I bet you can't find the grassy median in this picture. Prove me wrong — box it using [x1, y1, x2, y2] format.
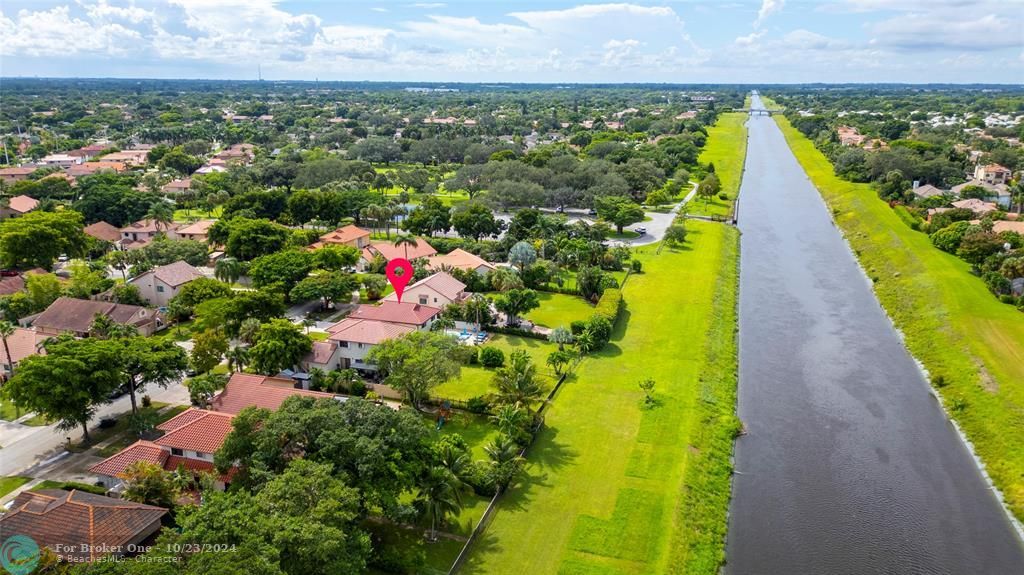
[691, 112, 747, 218]
[775, 115, 1024, 521]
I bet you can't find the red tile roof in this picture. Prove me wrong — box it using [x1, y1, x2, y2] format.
[209, 373, 336, 415]
[153, 409, 234, 454]
[7, 194, 39, 213]
[0, 274, 25, 296]
[327, 317, 416, 345]
[0, 489, 166, 562]
[144, 260, 205, 287]
[83, 221, 122, 242]
[427, 248, 495, 273]
[175, 219, 214, 238]
[362, 238, 437, 262]
[121, 218, 180, 234]
[313, 225, 370, 248]
[347, 300, 441, 326]
[384, 271, 466, 303]
[0, 327, 47, 366]
[89, 440, 168, 478]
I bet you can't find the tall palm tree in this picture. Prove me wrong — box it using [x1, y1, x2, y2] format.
[417, 466, 463, 542]
[492, 350, 545, 412]
[492, 404, 530, 440]
[0, 320, 16, 382]
[226, 346, 249, 373]
[214, 257, 244, 285]
[393, 234, 419, 260]
[145, 201, 175, 233]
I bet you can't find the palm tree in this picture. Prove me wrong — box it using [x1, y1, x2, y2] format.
[301, 318, 316, 334]
[1011, 180, 1024, 215]
[492, 350, 545, 412]
[226, 346, 249, 373]
[145, 201, 175, 233]
[393, 234, 419, 260]
[0, 320, 16, 382]
[417, 466, 463, 542]
[485, 434, 524, 491]
[492, 404, 530, 440]
[214, 257, 244, 285]
[237, 318, 262, 345]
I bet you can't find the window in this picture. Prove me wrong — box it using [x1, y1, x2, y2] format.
[339, 341, 348, 348]
[156, 285, 164, 293]
[419, 295, 428, 305]
[171, 448, 183, 456]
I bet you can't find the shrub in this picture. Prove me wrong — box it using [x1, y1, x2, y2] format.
[141, 395, 152, 408]
[349, 380, 367, 397]
[570, 320, 587, 335]
[478, 346, 506, 368]
[583, 314, 613, 350]
[718, 192, 729, 200]
[893, 205, 923, 232]
[594, 288, 623, 324]
[466, 395, 491, 414]
[631, 259, 642, 273]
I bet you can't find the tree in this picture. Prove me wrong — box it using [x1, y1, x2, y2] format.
[145, 201, 175, 232]
[215, 256, 245, 284]
[173, 277, 234, 309]
[0, 210, 88, 270]
[696, 173, 721, 204]
[159, 147, 203, 175]
[484, 434, 524, 491]
[117, 336, 189, 416]
[368, 331, 463, 411]
[2, 337, 122, 442]
[487, 267, 524, 292]
[361, 274, 388, 300]
[417, 466, 464, 542]
[141, 236, 209, 267]
[549, 326, 574, 351]
[493, 288, 540, 327]
[191, 329, 229, 374]
[0, 320, 16, 380]
[24, 272, 62, 311]
[491, 404, 531, 444]
[451, 202, 504, 240]
[664, 223, 688, 246]
[393, 234, 419, 260]
[187, 372, 228, 407]
[248, 319, 312, 375]
[645, 189, 670, 207]
[248, 250, 314, 296]
[314, 245, 360, 270]
[492, 350, 545, 412]
[290, 272, 358, 310]
[122, 461, 180, 509]
[401, 196, 450, 236]
[595, 196, 645, 234]
[507, 241, 537, 272]
[546, 349, 574, 376]
[445, 164, 487, 199]
[224, 218, 292, 261]
[638, 378, 656, 404]
[226, 345, 250, 373]
[287, 189, 320, 227]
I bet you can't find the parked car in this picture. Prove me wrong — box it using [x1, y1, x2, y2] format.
[587, 208, 597, 216]
[635, 227, 647, 234]
[107, 383, 130, 400]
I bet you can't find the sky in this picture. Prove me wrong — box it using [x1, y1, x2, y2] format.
[0, 0, 1021, 84]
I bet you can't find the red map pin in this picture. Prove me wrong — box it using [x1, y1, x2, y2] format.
[385, 258, 414, 303]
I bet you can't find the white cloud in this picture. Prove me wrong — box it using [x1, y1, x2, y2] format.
[401, 15, 536, 48]
[0, 5, 143, 57]
[754, 0, 784, 28]
[869, 12, 1020, 50]
[734, 31, 765, 46]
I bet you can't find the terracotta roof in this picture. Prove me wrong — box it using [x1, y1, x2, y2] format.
[163, 455, 236, 482]
[912, 184, 944, 199]
[406, 272, 465, 301]
[153, 408, 234, 454]
[0, 327, 47, 366]
[0, 489, 166, 561]
[315, 225, 370, 247]
[0, 274, 25, 296]
[84, 221, 121, 242]
[362, 239, 437, 262]
[32, 297, 152, 335]
[89, 440, 168, 478]
[988, 220, 1024, 234]
[0, 167, 37, 176]
[327, 317, 416, 345]
[140, 261, 204, 288]
[121, 219, 180, 234]
[209, 373, 336, 414]
[981, 163, 1010, 173]
[7, 194, 39, 213]
[307, 340, 338, 364]
[347, 300, 441, 326]
[176, 219, 214, 237]
[951, 198, 999, 214]
[162, 178, 191, 192]
[427, 248, 495, 272]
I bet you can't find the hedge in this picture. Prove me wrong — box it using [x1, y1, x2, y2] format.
[489, 325, 550, 340]
[594, 288, 623, 324]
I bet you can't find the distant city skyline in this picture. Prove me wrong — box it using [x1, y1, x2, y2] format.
[0, 1, 1021, 84]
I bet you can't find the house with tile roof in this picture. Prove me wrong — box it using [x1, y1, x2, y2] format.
[29, 297, 162, 337]
[911, 184, 945, 200]
[359, 238, 437, 269]
[209, 372, 337, 413]
[427, 248, 496, 275]
[120, 219, 181, 249]
[175, 219, 215, 243]
[90, 408, 237, 491]
[83, 221, 122, 244]
[383, 272, 468, 307]
[320, 318, 417, 373]
[0, 166, 38, 184]
[310, 224, 371, 250]
[974, 163, 1012, 186]
[0, 326, 48, 380]
[0, 194, 39, 219]
[951, 179, 1011, 208]
[951, 198, 1000, 216]
[0, 490, 166, 562]
[161, 178, 192, 194]
[129, 261, 205, 307]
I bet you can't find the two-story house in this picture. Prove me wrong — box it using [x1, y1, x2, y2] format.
[318, 301, 442, 373]
[120, 218, 180, 249]
[28, 297, 162, 337]
[129, 261, 205, 307]
[974, 163, 1011, 186]
[383, 272, 468, 307]
[310, 224, 371, 251]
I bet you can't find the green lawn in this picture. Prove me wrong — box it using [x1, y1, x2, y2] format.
[525, 292, 595, 329]
[93, 404, 190, 458]
[691, 112, 748, 218]
[68, 402, 173, 453]
[173, 206, 223, 222]
[0, 398, 48, 426]
[552, 269, 629, 294]
[433, 335, 559, 402]
[0, 476, 31, 498]
[776, 115, 1024, 522]
[461, 221, 740, 574]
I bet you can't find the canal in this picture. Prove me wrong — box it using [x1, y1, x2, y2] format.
[727, 94, 1024, 573]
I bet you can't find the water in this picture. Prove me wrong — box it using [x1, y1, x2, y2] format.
[727, 94, 1024, 574]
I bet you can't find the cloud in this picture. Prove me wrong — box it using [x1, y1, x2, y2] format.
[406, 3, 446, 8]
[734, 31, 765, 46]
[869, 12, 1020, 51]
[754, 0, 784, 28]
[0, 5, 145, 57]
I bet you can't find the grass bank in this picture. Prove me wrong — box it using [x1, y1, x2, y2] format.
[460, 221, 740, 574]
[691, 112, 747, 218]
[775, 115, 1024, 521]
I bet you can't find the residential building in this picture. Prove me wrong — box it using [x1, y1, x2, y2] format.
[0, 194, 39, 219]
[101, 149, 150, 166]
[950, 198, 1000, 216]
[90, 408, 237, 491]
[0, 327, 47, 380]
[29, 297, 161, 337]
[175, 219, 215, 243]
[37, 153, 82, 167]
[65, 161, 126, 178]
[0, 490, 166, 562]
[67, 143, 109, 160]
[383, 272, 468, 307]
[951, 181, 1011, 208]
[0, 166, 37, 184]
[310, 224, 371, 250]
[129, 261, 205, 307]
[208, 373, 336, 414]
[324, 318, 416, 372]
[120, 218, 180, 249]
[911, 184, 945, 200]
[359, 238, 437, 269]
[162, 178, 192, 194]
[347, 300, 442, 328]
[84, 220, 123, 245]
[837, 126, 866, 146]
[974, 163, 1012, 186]
[427, 248, 495, 275]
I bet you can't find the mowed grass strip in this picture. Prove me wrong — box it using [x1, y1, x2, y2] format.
[690, 112, 747, 218]
[460, 221, 739, 575]
[775, 115, 1024, 520]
